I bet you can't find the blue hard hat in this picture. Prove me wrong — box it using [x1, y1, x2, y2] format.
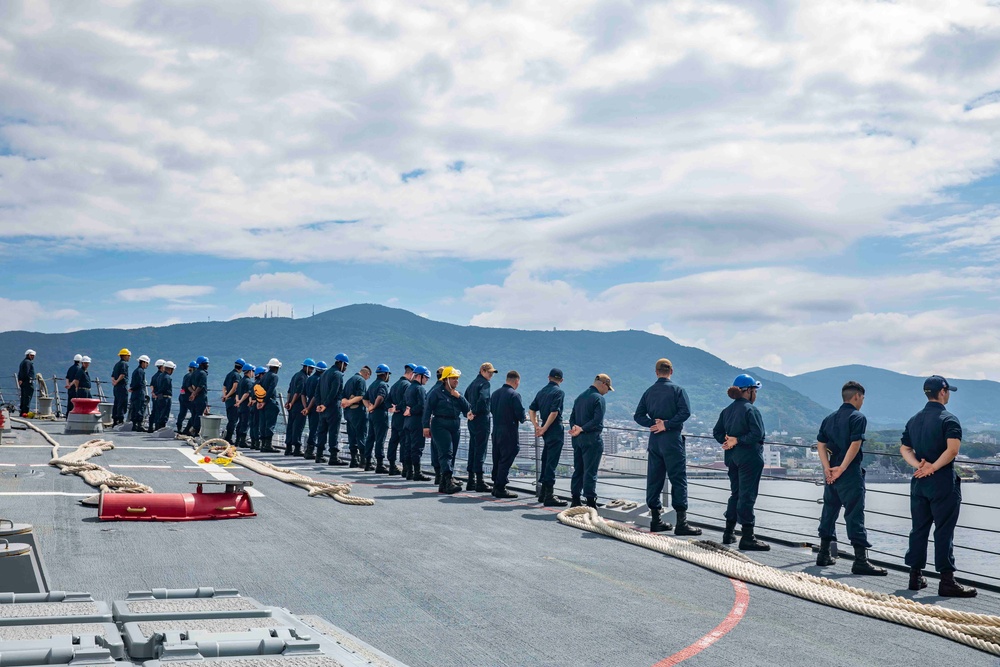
[235, 358, 246, 367]
[334, 353, 349, 364]
[404, 362, 416, 370]
[315, 361, 328, 370]
[196, 355, 209, 365]
[302, 358, 316, 368]
[376, 364, 390, 374]
[255, 366, 267, 375]
[413, 365, 430, 377]
[188, 361, 198, 369]
[733, 374, 762, 389]
[242, 362, 254, 372]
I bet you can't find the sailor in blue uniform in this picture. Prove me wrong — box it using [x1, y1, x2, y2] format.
[316, 354, 348, 465]
[364, 364, 392, 472]
[342, 365, 371, 468]
[425, 367, 472, 493]
[17, 349, 36, 416]
[128, 355, 149, 431]
[386, 364, 414, 476]
[65, 354, 82, 418]
[634, 359, 700, 535]
[234, 363, 255, 448]
[146, 360, 164, 431]
[815, 380, 885, 575]
[529, 368, 566, 506]
[184, 356, 210, 436]
[175, 361, 197, 433]
[223, 358, 246, 443]
[248, 366, 267, 450]
[713, 374, 769, 551]
[284, 359, 314, 456]
[76, 356, 93, 399]
[490, 370, 526, 499]
[403, 366, 431, 481]
[569, 374, 612, 508]
[901, 375, 977, 597]
[111, 348, 130, 425]
[303, 361, 326, 459]
[259, 358, 281, 452]
[153, 361, 175, 429]
[464, 362, 497, 492]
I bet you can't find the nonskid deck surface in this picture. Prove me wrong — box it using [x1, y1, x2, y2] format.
[1, 424, 998, 667]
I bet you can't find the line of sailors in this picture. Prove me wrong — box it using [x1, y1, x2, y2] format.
[18, 348, 979, 596]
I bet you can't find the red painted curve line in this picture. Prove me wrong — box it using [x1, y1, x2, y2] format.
[652, 578, 749, 667]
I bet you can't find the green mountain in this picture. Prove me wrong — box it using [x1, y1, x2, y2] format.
[0, 304, 831, 432]
[749, 364, 1000, 430]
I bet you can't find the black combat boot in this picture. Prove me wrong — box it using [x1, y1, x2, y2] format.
[542, 485, 568, 507]
[249, 439, 260, 451]
[364, 457, 374, 471]
[303, 446, 314, 459]
[816, 538, 836, 566]
[648, 508, 672, 533]
[908, 567, 927, 591]
[403, 463, 413, 480]
[584, 497, 601, 509]
[375, 460, 388, 474]
[570, 496, 582, 508]
[349, 451, 360, 468]
[263, 438, 277, 453]
[738, 524, 770, 551]
[722, 520, 737, 545]
[314, 454, 327, 464]
[939, 571, 977, 598]
[439, 472, 462, 494]
[493, 485, 517, 499]
[388, 462, 401, 475]
[466, 473, 476, 492]
[474, 473, 493, 493]
[412, 467, 432, 482]
[674, 510, 702, 536]
[851, 545, 886, 576]
[284, 440, 295, 455]
[328, 451, 347, 466]
[434, 470, 441, 486]
[292, 445, 303, 457]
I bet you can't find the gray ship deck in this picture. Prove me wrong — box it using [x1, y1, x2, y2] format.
[2, 423, 998, 667]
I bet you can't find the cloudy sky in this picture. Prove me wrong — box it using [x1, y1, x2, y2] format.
[2, 0, 1000, 378]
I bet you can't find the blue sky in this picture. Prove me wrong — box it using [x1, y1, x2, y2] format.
[2, 1, 1000, 379]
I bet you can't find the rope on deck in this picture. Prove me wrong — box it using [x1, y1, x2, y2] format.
[176, 435, 374, 506]
[557, 506, 1000, 656]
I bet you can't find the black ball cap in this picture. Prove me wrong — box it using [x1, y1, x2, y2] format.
[549, 368, 563, 380]
[924, 375, 958, 393]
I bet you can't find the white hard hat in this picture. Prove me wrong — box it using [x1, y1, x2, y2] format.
[25, 349, 36, 356]
[73, 354, 83, 362]
[154, 359, 165, 367]
[81, 356, 92, 363]
[164, 361, 177, 369]
[138, 355, 150, 363]
[268, 358, 282, 368]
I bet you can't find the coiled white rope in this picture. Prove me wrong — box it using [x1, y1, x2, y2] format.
[557, 506, 1000, 655]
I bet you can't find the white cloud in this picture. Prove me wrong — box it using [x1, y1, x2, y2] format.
[115, 284, 215, 302]
[237, 272, 324, 292]
[0, 298, 78, 332]
[229, 300, 296, 320]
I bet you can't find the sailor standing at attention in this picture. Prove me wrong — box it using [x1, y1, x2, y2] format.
[386, 363, 415, 476]
[529, 368, 567, 506]
[316, 354, 348, 465]
[569, 374, 613, 508]
[234, 362, 255, 448]
[403, 366, 432, 481]
[429, 367, 446, 484]
[153, 361, 175, 430]
[900, 375, 977, 598]
[128, 355, 150, 431]
[110, 348, 131, 426]
[364, 364, 392, 472]
[258, 358, 282, 452]
[342, 365, 371, 468]
[424, 367, 472, 494]
[814, 381, 886, 575]
[303, 361, 326, 460]
[284, 359, 314, 457]
[634, 359, 701, 535]
[184, 356, 210, 436]
[490, 370, 526, 499]
[147, 360, 164, 431]
[17, 349, 36, 417]
[713, 374, 769, 551]
[66, 354, 82, 418]
[175, 361, 197, 433]
[464, 362, 497, 492]
[223, 358, 246, 444]
[248, 366, 267, 450]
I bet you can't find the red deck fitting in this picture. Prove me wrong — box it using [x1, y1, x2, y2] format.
[99, 481, 257, 521]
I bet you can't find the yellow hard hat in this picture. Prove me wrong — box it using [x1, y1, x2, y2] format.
[119, 348, 131, 357]
[253, 384, 267, 400]
[441, 366, 462, 380]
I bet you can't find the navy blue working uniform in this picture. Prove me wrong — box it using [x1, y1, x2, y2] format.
[713, 399, 765, 526]
[569, 386, 605, 500]
[284, 368, 309, 453]
[147, 368, 162, 430]
[530, 381, 565, 487]
[364, 377, 390, 464]
[317, 368, 345, 462]
[128, 365, 147, 430]
[249, 374, 264, 447]
[18, 356, 35, 415]
[634, 378, 692, 512]
[186, 368, 209, 435]
[65, 361, 81, 417]
[260, 370, 280, 442]
[223, 366, 242, 442]
[425, 382, 471, 478]
[387, 376, 410, 467]
[111, 359, 129, 424]
[343, 372, 369, 463]
[175, 370, 193, 433]
[464, 374, 491, 477]
[490, 383, 525, 490]
[427, 382, 444, 473]
[236, 371, 254, 445]
[403, 381, 428, 467]
[902, 403, 963, 573]
[77, 366, 93, 399]
[817, 404, 871, 547]
[303, 369, 323, 457]
[152, 372, 172, 430]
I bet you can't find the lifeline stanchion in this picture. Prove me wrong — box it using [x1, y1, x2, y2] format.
[557, 506, 1000, 656]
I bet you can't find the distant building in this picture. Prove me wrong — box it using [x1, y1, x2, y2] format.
[764, 444, 781, 467]
[602, 430, 618, 455]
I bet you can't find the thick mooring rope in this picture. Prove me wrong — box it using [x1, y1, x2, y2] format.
[557, 506, 1000, 656]
[175, 434, 374, 506]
